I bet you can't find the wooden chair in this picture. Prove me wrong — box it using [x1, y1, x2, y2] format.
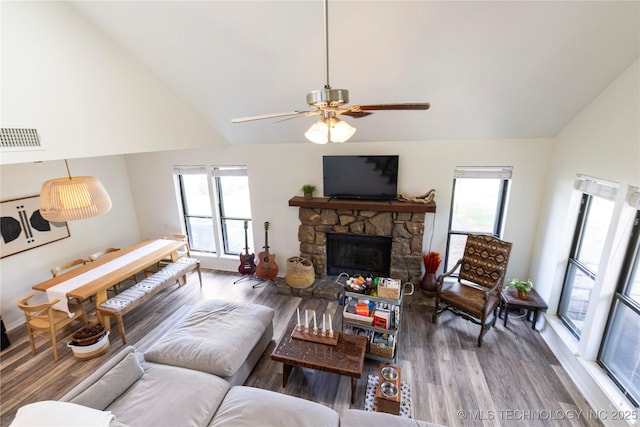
[432, 234, 512, 347]
[50, 258, 90, 278]
[88, 247, 120, 261]
[17, 294, 88, 361]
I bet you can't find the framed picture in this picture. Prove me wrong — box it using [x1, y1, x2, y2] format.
[1, 195, 70, 259]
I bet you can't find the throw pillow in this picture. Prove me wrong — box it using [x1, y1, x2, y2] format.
[71, 352, 144, 410]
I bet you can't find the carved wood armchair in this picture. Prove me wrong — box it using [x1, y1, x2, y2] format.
[432, 233, 512, 347]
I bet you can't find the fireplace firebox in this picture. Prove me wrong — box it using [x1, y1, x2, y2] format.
[326, 233, 392, 277]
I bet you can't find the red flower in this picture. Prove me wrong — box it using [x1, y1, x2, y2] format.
[421, 252, 441, 274]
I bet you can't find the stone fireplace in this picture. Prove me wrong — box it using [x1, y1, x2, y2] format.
[289, 197, 436, 284]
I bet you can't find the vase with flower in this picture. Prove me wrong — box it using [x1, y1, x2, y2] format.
[420, 252, 441, 295]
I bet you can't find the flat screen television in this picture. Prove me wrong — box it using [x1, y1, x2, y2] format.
[323, 155, 399, 200]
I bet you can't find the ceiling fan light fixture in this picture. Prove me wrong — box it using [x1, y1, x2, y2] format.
[305, 117, 356, 144]
[304, 120, 329, 144]
[39, 160, 112, 222]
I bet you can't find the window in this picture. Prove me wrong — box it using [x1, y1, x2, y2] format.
[598, 187, 640, 406]
[174, 165, 253, 257]
[444, 166, 511, 272]
[213, 166, 253, 255]
[558, 175, 616, 338]
[175, 166, 215, 253]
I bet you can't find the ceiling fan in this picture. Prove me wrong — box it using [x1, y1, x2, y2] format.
[230, 0, 430, 144]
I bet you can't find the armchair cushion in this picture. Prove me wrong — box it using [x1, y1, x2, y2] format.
[440, 282, 500, 319]
[458, 234, 512, 290]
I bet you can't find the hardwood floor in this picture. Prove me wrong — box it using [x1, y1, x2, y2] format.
[1, 269, 601, 426]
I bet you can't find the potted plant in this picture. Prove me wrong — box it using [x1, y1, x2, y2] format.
[301, 184, 317, 200]
[507, 278, 533, 299]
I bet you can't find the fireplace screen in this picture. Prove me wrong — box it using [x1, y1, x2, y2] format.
[326, 233, 391, 277]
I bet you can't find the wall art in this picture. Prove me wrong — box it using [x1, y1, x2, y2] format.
[1, 195, 70, 259]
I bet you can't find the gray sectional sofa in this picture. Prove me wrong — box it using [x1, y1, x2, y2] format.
[10, 299, 443, 427]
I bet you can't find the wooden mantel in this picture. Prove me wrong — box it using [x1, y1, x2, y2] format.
[288, 197, 436, 213]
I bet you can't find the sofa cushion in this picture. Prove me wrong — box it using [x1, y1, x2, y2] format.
[70, 352, 144, 410]
[145, 299, 274, 377]
[106, 362, 230, 427]
[210, 386, 340, 427]
[342, 409, 446, 427]
[10, 401, 115, 427]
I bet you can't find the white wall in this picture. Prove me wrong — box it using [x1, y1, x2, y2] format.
[0, 1, 225, 166]
[0, 156, 140, 330]
[531, 59, 640, 419]
[124, 138, 552, 279]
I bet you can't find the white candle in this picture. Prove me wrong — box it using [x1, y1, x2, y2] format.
[305, 310, 308, 328]
[329, 315, 332, 333]
[297, 308, 301, 327]
[313, 311, 317, 329]
[323, 314, 326, 332]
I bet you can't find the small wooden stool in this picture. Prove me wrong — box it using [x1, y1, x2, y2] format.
[376, 364, 401, 415]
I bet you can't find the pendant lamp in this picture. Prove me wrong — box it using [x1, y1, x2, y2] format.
[39, 160, 112, 222]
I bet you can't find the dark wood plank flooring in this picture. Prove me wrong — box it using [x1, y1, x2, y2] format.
[0, 269, 601, 426]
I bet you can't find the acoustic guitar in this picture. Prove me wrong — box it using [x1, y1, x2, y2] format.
[238, 220, 256, 275]
[255, 222, 278, 280]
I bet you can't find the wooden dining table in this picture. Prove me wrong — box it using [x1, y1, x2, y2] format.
[32, 238, 187, 315]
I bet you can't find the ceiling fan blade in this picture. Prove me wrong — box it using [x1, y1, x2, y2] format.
[338, 102, 430, 119]
[276, 110, 321, 123]
[231, 111, 311, 123]
[339, 110, 374, 118]
[356, 103, 431, 111]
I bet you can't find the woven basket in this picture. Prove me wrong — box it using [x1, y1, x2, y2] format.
[285, 256, 315, 289]
[370, 340, 395, 360]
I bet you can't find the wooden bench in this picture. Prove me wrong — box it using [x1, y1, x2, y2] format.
[97, 257, 202, 344]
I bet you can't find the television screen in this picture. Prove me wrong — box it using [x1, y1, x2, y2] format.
[323, 155, 399, 200]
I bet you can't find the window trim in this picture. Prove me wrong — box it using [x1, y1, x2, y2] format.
[597, 209, 640, 407]
[211, 166, 252, 256]
[174, 167, 216, 254]
[173, 165, 252, 258]
[444, 166, 512, 271]
[558, 193, 600, 338]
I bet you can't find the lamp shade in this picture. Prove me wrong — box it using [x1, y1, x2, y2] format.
[304, 120, 330, 144]
[40, 176, 112, 222]
[305, 117, 356, 144]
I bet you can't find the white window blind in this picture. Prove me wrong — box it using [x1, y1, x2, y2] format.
[211, 166, 247, 177]
[453, 166, 513, 179]
[627, 185, 640, 209]
[174, 165, 207, 175]
[574, 174, 618, 201]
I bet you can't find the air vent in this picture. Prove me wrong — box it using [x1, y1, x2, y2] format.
[1, 128, 44, 151]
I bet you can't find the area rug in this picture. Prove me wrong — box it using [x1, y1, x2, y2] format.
[364, 374, 412, 418]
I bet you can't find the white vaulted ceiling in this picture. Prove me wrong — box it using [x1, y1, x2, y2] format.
[71, 1, 639, 145]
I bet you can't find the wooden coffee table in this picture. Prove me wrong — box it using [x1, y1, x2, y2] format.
[271, 326, 367, 403]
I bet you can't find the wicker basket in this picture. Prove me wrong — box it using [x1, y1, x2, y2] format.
[370, 339, 396, 360]
[377, 285, 401, 300]
[285, 256, 315, 288]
